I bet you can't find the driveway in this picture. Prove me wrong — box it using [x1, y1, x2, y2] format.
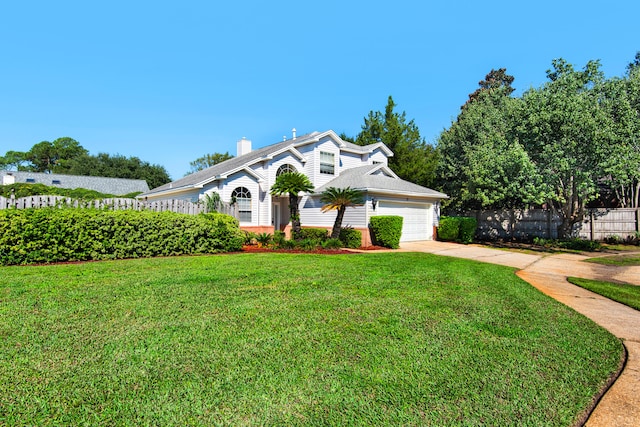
[399, 241, 640, 427]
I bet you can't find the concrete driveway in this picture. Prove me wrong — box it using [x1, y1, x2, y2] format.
[399, 240, 640, 427]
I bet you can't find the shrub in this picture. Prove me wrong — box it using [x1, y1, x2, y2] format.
[437, 216, 460, 241]
[604, 234, 622, 244]
[322, 238, 343, 250]
[293, 228, 328, 241]
[0, 209, 244, 266]
[556, 238, 601, 252]
[298, 238, 322, 251]
[276, 239, 297, 250]
[242, 231, 257, 245]
[458, 217, 477, 244]
[437, 216, 477, 244]
[255, 232, 272, 247]
[369, 216, 403, 249]
[273, 230, 286, 246]
[339, 227, 362, 249]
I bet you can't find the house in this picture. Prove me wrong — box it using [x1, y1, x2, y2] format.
[139, 130, 448, 245]
[0, 170, 150, 195]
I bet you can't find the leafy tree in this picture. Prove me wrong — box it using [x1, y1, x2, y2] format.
[320, 186, 365, 239]
[437, 70, 545, 210]
[0, 151, 28, 170]
[187, 152, 234, 175]
[25, 137, 88, 173]
[67, 153, 171, 189]
[627, 51, 640, 73]
[518, 59, 614, 238]
[464, 68, 516, 108]
[597, 53, 640, 208]
[598, 75, 640, 207]
[269, 172, 314, 235]
[355, 96, 438, 188]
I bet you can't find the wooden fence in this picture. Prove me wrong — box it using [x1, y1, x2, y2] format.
[0, 195, 236, 217]
[463, 208, 640, 241]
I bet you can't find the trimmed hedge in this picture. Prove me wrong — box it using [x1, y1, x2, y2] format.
[369, 216, 403, 249]
[0, 209, 244, 265]
[437, 216, 477, 244]
[339, 227, 362, 249]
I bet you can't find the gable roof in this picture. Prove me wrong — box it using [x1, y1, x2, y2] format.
[141, 130, 389, 197]
[315, 164, 448, 199]
[0, 170, 149, 195]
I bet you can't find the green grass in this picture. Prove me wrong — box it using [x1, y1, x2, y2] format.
[0, 253, 622, 426]
[568, 277, 640, 311]
[585, 254, 640, 266]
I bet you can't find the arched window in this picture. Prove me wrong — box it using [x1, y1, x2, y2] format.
[276, 164, 297, 177]
[231, 187, 252, 222]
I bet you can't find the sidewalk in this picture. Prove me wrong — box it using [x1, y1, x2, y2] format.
[399, 241, 640, 426]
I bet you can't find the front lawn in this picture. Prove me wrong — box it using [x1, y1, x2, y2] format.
[0, 253, 622, 426]
[585, 254, 640, 266]
[568, 277, 640, 311]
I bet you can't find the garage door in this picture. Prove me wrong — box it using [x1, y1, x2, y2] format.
[376, 202, 432, 242]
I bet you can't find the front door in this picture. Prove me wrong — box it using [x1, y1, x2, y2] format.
[272, 202, 281, 231]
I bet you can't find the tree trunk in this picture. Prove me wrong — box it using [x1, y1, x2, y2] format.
[330, 207, 346, 239]
[289, 194, 302, 236]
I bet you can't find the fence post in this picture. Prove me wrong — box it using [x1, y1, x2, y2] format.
[546, 210, 552, 239]
[590, 209, 595, 241]
[636, 208, 640, 234]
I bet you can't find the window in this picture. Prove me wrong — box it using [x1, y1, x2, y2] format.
[276, 164, 297, 177]
[26, 178, 36, 183]
[52, 180, 61, 185]
[320, 151, 335, 175]
[231, 187, 252, 222]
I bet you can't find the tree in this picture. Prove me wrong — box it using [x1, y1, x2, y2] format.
[464, 68, 516, 108]
[67, 152, 171, 189]
[627, 51, 640, 73]
[599, 54, 640, 207]
[0, 151, 28, 170]
[437, 70, 545, 211]
[320, 187, 365, 239]
[25, 137, 88, 173]
[187, 152, 234, 175]
[338, 132, 356, 143]
[269, 172, 314, 235]
[355, 96, 438, 188]
[518, 59, 614, 238]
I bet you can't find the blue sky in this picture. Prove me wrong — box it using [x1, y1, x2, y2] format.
[1, 1, 638, 180]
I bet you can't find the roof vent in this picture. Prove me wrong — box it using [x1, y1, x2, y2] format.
[292, 128, 297, 140]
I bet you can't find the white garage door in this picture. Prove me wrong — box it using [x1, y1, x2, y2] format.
[376, 202, 432, 242]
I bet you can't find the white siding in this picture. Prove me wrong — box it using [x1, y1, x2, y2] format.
[340, 151, 364, 171]
[300, 196, 368, 229]
[369, 149, 388, 165]
[312, 138, 341, 188]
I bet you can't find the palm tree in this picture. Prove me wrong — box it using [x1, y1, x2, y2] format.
[320, 186, 365, 239]
[270, 172, 314, 235]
